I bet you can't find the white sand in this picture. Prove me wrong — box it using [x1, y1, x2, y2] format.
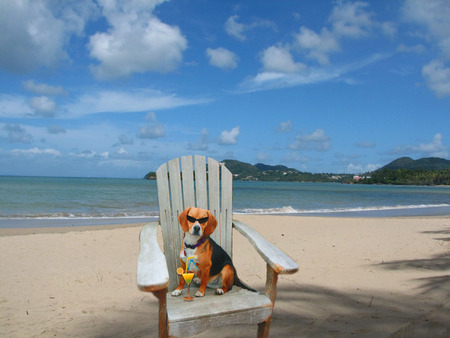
[1, 216, 449, 337]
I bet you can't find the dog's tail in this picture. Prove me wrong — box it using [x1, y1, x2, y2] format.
[234, 274, 258, 293]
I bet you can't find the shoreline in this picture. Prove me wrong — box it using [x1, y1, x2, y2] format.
[1, 213, 449, 237]
[1, 204, 449, 231]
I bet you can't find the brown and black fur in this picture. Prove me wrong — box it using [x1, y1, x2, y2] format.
[171, 207, 256, 297]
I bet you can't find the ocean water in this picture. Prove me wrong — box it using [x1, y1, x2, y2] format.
[0, 176, 449, 228]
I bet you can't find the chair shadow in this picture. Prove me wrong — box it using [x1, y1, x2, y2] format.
[377, 225, 450, 296]
[78, 226, 450, 337]
[77, 280, 449, 338]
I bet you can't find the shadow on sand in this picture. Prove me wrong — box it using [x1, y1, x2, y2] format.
[76, 226, 449, 337]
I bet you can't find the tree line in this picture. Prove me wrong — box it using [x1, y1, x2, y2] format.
[357, 169, 450, 185]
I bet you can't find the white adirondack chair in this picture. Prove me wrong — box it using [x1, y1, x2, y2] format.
[137, 156, 298, 337]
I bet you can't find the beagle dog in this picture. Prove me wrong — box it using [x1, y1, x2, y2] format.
[171, 207, 255, 297]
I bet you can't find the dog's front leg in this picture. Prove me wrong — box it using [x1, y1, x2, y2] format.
[171, 261, 186, 297]
[195, 267, 210, 297]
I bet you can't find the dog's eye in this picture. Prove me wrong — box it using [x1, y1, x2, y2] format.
[187, 215, 209, 224]
[197, 217, 209, 224]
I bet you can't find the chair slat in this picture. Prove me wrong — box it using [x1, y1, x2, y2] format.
[156, 163, 178, 291]
[194, 155, 207, 209]
[167, 158, 184, 289]
[181, 156, 195, 208]
[221, 163, 233, 256]
[207, 158, 220, 244]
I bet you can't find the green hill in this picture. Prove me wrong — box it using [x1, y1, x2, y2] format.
[144, 157, 450, 185]
[222, 159, 349, 182]
[361, 157, 450, 185]
[380, 157, 450, 171]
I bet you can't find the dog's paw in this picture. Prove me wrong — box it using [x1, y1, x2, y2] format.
[193, 277, 201, 285]
[215, 288, 224, 295]
[171, 289, 183, 297]
[195, 290, 205, 297]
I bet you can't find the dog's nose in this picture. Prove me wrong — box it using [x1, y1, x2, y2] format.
[193, 224, 201, 235]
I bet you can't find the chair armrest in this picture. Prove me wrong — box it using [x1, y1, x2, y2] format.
[137, 222, 169, 292]
[233, 220, 299, 275]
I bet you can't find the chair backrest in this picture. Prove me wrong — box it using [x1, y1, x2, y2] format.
[156, 155, 233, 291]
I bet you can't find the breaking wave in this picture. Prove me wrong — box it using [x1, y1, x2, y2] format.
[235, 204, 450, 215]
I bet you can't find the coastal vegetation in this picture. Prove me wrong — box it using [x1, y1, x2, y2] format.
[356, 157, 450, 185]
[144, 160, 353, 183]
[221, 160, 352, 183]
[145, 156, 450, 186]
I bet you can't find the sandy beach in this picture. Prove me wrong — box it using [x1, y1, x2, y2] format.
[1, 215, 449, 337]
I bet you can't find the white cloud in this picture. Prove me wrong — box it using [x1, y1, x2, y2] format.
[225, 15, 246, 41]
[219, 126, 240, 145]
[63, 89, 210, 118]
[225, 15, 276, 41]
[393, 133, 449, 158]
[422, 60, 450, 97]
[0, 0, 95, 73]
[117, 134, 134, 145]
[261, 46, 306, 73]
[88, 1, 187, 79]
[188, 128, 210, 151]
[294, 27, 340, 65]
[402, 0, 450, 96]
[346, 163, 363, 173]
[0, 95, 34, 118]
[23, 80, 67, 96]
[241, 53, 385, 92]
[412, 133, 449, 157]
[289, 129, 331, 152]
[277, 120, 293, 133]
[206, 47, 238, 70]
[396, 44, 426, 54]
[366, 163, 382, 172]
[402, 0, 450, 60]
[240, 1, 392, 93]
[70, 149, 109, 159]
[329, 1, 374, 38]
[137, 112, 165, 139]
[1, 123, 32, 143]
[30, 96, 56, 117]
[345, 162, 380, 173]
[292, 1, 393, 65]
[11, 147, 61, 157]
[256, 152, 272, 163]
[225, 15, 277, 41]
[48, 125, 66, 134]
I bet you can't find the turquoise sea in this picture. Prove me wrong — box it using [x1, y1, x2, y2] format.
[0, 176, 449, 228]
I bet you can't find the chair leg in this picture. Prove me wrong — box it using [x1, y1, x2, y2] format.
[153, 289, 168, 338]
[257, 264, 279, 337]
[257, 318, 271, 338]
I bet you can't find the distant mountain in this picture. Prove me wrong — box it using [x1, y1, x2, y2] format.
[254, 163, 289, 171]
[144, 157, 450, 185]
[221, 159, 350, 182]
[360, 157, 450, 185]
[379, 157, 450, 171]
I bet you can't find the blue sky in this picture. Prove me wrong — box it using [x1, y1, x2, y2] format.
[0, 0, 449, 178]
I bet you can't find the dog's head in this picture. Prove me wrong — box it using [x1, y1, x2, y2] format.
[178, 207, 217, 237]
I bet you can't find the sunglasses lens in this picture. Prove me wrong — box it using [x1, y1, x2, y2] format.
[186, 215, 209, 224]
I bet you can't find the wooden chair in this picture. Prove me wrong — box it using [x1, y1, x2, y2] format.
[137, 156, 298, 337]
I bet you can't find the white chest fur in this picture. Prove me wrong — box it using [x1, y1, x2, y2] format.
[180, 233, 200, 271]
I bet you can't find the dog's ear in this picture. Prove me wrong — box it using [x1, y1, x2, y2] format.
[178, 207, 191, 232]
[203, 210, 218, 237]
